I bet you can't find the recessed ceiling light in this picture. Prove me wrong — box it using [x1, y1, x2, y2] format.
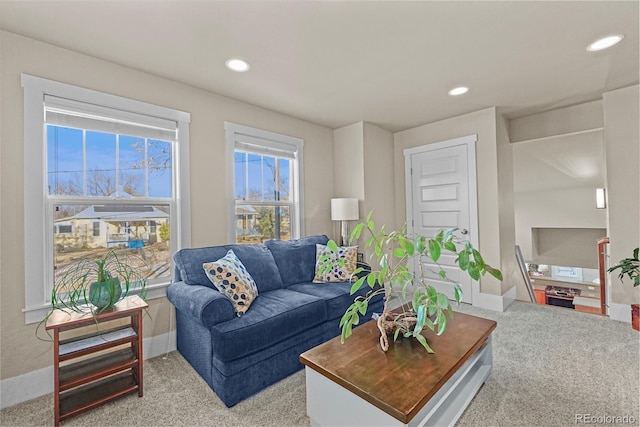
[587, 35, 624, 52]
[448, 86, 469, 96]
[225, 58, 250, 72]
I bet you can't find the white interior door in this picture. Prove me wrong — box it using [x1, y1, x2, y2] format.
[404, 135, 478, 304]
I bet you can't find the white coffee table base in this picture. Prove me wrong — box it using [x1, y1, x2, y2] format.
[306, 336, 492, 427]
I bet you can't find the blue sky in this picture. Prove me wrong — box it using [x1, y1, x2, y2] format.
[234, 152, 290, 201]
[47, 125, 289, 203]
[47, 126, 172, 198]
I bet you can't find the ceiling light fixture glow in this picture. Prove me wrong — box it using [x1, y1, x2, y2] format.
[587, 35, 624, 52]
[448, 86, 469, 96]
[225, 58, 250, 72]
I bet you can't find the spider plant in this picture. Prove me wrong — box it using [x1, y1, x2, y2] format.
[51, 249, 147, 315]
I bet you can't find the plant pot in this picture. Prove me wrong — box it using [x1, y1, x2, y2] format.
[89, 278, 122, 310]
[632, 304, 639, 332]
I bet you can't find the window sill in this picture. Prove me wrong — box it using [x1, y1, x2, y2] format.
[23, 282, 170, 325]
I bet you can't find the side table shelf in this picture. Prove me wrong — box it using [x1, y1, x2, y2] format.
[46, 295, 148, 426]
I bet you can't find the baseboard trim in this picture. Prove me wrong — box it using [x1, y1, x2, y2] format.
[0, 365, 53, 411]
[472, 285, 517, 312]
[609, 303, 632, 323]
[0, 330, 176, 410]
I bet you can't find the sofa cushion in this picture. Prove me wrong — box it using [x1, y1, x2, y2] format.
[222, 244, 284, 292]
[313, 244, 358, 283]
[287, 282, 357, 320]
[265, 235, 329, 287]
[174, 243, 283, 292]
[210, 289, 327, 362]
[203, 250, 259, 316]
[175, 246, 227, 287]
[288, 279, 385, 320]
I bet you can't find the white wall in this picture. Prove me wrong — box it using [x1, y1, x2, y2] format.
[333, 123, 365, 200]
[509, 100, 603, 143]
[495, 110, 519, 297]
[0, 31, 334, 386]
[362, 123, 395, 232]
[332, 122, 394, 247]
[515, 188, 607, 260]
[603, 85, 640, 308]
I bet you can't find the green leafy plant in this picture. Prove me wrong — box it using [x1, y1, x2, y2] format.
[50, 249, 147, 315]
[608, 248, 640, 287]
[159, 222, 170, 242]
[325, 212, 502, 353]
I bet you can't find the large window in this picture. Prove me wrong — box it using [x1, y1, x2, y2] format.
[22, 74, 191, 323]
[225, 123, 303, 244]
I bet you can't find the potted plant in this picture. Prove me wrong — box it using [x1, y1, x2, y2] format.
[325, 212, 502, 353]
[50, 249, 148, 315]
[608, 247, 639, 331]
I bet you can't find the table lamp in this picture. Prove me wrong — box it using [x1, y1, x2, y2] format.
[331, 198, 359, 246]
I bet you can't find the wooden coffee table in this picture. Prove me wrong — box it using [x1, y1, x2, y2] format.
[300, 311, 496, 427]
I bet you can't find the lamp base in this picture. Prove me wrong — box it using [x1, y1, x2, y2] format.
[340, 220, 350, 246]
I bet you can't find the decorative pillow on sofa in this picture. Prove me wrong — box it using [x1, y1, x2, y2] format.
[265, 235, 329, 287]
[313, 244, 358, 283]
[203, 249, 258, 316]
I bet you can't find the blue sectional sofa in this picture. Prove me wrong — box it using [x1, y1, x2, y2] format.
[166, 235, 383, 407]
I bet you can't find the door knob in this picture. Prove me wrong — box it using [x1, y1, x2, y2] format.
[460, 229, 469, 235]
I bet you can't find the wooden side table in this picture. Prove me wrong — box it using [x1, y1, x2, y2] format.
[45, 295, 148, 426]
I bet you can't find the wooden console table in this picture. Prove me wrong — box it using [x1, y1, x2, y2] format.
[45, 295, 147, 426]
[300, 311, 496, 427]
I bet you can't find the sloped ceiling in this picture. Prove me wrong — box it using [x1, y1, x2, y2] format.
[0, 1, 638, 132]
[513, 131, 605, 193]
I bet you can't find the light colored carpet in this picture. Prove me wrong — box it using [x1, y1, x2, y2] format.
[455, 302, 639, 427]
[2, 301, 638, 426]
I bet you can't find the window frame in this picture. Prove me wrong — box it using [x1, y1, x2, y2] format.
[22, 74, 191, 324]
[551, 265, 584, 280]
[224, 122, 304, 243]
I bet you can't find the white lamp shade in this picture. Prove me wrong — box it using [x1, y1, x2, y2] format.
[331, 198, 359, 221]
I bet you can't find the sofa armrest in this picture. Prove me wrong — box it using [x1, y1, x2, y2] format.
[167, 281, 236, 326]
[355, 261, 372, 279]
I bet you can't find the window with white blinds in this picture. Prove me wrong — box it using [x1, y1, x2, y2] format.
[21, 74, 191, 323]
[45, 95, 178, 141]
[225, 122, 304, 244]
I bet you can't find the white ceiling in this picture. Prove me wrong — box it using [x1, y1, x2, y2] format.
[1, 1, 638, 132]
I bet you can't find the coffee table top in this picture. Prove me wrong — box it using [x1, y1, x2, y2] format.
[300, 310, 496, 424]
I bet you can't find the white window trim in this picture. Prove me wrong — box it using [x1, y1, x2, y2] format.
[224, 122, 304, 243]
[21, 74, 191, 324]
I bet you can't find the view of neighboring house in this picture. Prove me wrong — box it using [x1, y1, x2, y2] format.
[235, 205, 260, 243]
[54, 205, 169, 250]
[235, 205, 292, 243]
